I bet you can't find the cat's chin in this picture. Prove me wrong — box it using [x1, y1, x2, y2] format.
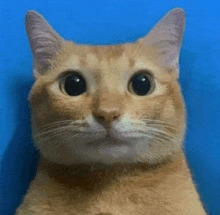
[38, 128, 181, 166]
[69, 135, 148, 165]
[40, 134, 146, 166]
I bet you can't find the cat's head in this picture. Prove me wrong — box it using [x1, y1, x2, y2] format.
[26, 8, 186, 165]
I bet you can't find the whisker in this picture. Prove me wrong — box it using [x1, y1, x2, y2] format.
[132, 120, 179, 132]
[148, 133, 175, 142]
[34, 124, 94, 138]
[36, 120, 73, 130]
[142, 119, 179, 127]
[142, 118, 177, 124]
[146, 128, 176, 140]
[36, 119, 88, 133]
[147, 124, 179, 131]
[33, 126, 72, 138]
[123, 125, 177, 143]
[122, 130, 171, 144]
[137, 133, 166, 144]
[34, 126, 103, 143]
[130, 124, 178, 135]
[35, 129, 81, 147]
[139, 131, 174, 143]
[34, 130, 69, 142]
[133, 43, 143, 59]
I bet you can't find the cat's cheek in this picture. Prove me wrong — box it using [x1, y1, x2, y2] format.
[48, 95, 92, 120]
[31, 104, 50, 125]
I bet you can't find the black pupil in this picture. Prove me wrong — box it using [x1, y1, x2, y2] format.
[132, 74, 151, 95]
[64, 73, 86, 96]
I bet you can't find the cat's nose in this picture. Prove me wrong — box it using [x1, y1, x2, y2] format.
[93, 108, 121, 127]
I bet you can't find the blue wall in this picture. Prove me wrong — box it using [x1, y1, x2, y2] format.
[0, 1, 219, 214]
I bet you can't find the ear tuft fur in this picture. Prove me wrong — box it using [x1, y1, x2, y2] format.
[140, 8, 185, 76]
[25, 11, 64, 78]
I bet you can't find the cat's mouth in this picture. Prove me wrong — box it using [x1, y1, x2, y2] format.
[84, 125, 142, 148]
[87, 134, 128, 147]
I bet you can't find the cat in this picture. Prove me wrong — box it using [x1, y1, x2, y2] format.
[16, 8, 206, 215]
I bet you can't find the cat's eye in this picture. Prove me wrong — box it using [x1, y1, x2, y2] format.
[128, 71, 154, 96]
[60, 72, 86, 96]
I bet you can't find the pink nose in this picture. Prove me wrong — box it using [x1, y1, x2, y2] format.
[93, 108, 121, 127]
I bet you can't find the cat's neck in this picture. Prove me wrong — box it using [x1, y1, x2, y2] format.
[37, 150, 189, 191]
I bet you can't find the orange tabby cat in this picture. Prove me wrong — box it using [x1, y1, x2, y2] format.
[16, 8, 206, 215]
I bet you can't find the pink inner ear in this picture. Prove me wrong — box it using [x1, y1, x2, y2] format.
[25, 11, 64, 77]
[139, 8, 185, 74]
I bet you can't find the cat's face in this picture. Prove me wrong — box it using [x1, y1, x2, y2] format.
[26, 8, 186, 165]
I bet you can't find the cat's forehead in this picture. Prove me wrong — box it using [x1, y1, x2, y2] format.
[52, 41, 172, 83]
[63, 42, 136, 71]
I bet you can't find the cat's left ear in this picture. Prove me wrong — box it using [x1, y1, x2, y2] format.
[25, 11, 64, 78]
[140, 8, 185, 77]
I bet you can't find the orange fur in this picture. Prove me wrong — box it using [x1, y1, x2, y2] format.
[16, 153, 205, 215]
[16, 8, 206, 214]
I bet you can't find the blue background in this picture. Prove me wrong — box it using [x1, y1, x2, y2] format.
[0, 1, 219, 214]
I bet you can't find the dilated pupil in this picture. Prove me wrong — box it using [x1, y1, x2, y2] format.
[132, 74, 151, 95]
[64, 73, 86, 96]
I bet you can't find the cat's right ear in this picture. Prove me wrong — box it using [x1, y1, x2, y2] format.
[25, 11, 64, 78]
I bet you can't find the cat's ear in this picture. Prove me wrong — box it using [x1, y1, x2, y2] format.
[140, 8, 185, 76]
[25, 11, 64, 78]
